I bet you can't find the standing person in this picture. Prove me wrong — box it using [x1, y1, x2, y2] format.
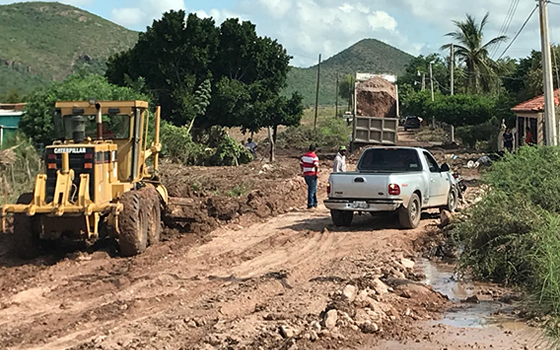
[503, 128, 514, 153]
[301, 144, 319, 209]
[525, 127, 534, 145]
[333, 146, 347, 172]
[244, 138, 258, 156]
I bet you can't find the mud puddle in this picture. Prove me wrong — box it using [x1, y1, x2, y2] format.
[419, 259, 520, 329]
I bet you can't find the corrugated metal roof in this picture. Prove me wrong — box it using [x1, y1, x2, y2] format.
[511, 89, 560, 112]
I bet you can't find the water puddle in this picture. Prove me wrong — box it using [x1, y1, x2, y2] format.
[418, 259, 520, 329]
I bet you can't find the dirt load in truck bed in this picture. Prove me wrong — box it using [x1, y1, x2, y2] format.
[356, 76, 397, 118]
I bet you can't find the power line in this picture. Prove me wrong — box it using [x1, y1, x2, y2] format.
[498, 4, 538, 59]
[491, 0, 521, 57]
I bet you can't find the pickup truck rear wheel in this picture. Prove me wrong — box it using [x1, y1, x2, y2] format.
[399, 193, 421, 229]
[331, 210, 354, 227]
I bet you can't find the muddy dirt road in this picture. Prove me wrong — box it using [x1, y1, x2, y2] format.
[0, 201, 546, 350]
[0, 136, 548, 350]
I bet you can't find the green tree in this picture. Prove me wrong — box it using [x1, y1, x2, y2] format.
[338, 74, 355, 111]
[20, 74, 148, 146]
[442, 13, 507, 94]
[106, 11, 299, 137]
[106, 11, 220, 125]
[0, 89, 24, 103]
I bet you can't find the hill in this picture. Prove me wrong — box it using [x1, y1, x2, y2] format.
[284, 39, 414, 106]
[0, 2, 138, 97]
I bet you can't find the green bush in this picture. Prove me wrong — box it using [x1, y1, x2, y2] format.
[273, 117, 350, 152]
[456, 146, 560, 335]
[160, 122, 252, 166]
[456, 119, 498, 150]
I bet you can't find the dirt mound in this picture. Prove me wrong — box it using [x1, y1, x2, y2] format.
[161, 157, 328, 236]
[356, 77, 397, 118]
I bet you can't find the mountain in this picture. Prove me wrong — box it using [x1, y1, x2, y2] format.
[0, 2, 138, 97]
[284, 39, 414, 106]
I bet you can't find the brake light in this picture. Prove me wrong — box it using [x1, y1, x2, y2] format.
[388, 183, 400, 195]
[84, 153, 93, 159]
[84, 163, 93, 169]
[47, 163, 57, 169]
[48, 154, 57, 160]
[327, 183, 331, 195]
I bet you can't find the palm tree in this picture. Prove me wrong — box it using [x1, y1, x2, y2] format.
[442, 13, 507, 94]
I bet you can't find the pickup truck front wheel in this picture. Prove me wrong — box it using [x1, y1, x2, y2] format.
[399, 193, 421, 229]
[331, 210, 354, 227]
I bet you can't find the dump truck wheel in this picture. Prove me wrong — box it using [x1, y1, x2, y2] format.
[139, 187, 162, 245]
[13, 192, 41, 259]
[118, 191, 148, 257]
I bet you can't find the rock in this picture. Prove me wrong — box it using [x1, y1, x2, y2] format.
[359, 321, 379, 333]
[400, 258, 415, 270]
[310, 320, 321, 332]
[440, 210, 453, 227]
[321, 228, 329, 234]
[279, 325, 296, 338]
[391, 268, 406, 279]
[350, 325, 359, 331]
[372, 278, 390, 294]
[310, 330, 319, 342]
[324, 309, 338, 329]
[464, 295, 480, 304]
[342, 285, 357, 302]
[187, 320, 198, 328]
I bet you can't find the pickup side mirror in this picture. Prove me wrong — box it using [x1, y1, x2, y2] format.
[440, 163, 450, 172]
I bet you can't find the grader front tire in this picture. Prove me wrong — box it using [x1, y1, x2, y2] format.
[13, 193, 42, 259]
[140, 187, 162, 246]
[118, 191, 148, 257]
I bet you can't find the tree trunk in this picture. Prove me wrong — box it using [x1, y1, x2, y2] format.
[268, 126, 275, 162]
[272, 124, 278, 144]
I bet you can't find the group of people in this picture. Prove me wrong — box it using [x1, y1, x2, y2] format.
[502, 127, 535, 153]
[300, 144, 347, 209]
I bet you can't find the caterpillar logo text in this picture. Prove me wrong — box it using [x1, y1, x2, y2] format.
[53, 148, 87, 154]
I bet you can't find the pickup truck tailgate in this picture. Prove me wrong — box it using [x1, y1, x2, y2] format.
[329, 173, 389, 199]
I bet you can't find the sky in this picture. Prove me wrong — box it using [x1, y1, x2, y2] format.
[3, 0, 560, 67]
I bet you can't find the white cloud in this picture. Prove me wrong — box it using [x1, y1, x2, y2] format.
[111, 0, 185, 28]
[257, 0, 291, 18]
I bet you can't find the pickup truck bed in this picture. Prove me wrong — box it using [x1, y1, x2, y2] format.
[324, 147, 457, 229]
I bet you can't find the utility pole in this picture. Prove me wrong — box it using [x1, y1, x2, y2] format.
[314, 54, 322, 131]
[335, 71, 339, 118]
[450, 44, 455, 96]
[539, 0, 557, 145]
[429, 61, 435, 102]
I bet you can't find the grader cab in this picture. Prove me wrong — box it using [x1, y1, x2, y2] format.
[1, 100, 168, 258]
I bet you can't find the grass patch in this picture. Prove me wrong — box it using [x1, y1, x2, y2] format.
[226, 183, 251, 197]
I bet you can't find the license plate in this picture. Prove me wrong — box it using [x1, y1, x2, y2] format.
[351, 201, 369, 209]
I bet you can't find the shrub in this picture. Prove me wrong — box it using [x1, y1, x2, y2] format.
[456, 118, 499, 150]
[456, 146, 560, 335]
[160, 122, 252, 166]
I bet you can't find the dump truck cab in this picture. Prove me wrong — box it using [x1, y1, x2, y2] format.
[1, 100, 167, 258]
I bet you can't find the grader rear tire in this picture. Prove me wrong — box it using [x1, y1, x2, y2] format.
[138, 187, 162, 246]
[13, 192, 41, 259]
[118, 191, 148, 257]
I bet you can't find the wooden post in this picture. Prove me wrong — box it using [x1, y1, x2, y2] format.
[314, 54, 322, 131]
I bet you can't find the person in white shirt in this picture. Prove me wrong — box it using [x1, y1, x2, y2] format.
[333, 146, 347, 172]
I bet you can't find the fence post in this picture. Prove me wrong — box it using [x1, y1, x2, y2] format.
[451, 125, 455, 143]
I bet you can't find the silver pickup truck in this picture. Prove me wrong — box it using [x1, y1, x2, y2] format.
[324, 147, 458, 229]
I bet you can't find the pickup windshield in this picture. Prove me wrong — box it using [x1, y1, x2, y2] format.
[358, 148, 422, 173]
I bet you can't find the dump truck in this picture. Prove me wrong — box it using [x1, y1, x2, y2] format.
[350, 73, 399, 150]
[1, 100, 167, 258]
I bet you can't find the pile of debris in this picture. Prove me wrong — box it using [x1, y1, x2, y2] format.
[355, 77, 398, 118]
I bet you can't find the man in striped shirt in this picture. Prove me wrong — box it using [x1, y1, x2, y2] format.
[301, 144, 319, 209]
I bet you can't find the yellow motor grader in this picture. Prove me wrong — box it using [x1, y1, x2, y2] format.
[1, 100, 168, 258]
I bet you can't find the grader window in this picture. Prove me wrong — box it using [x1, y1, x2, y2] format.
[60, 114, 131, 140]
